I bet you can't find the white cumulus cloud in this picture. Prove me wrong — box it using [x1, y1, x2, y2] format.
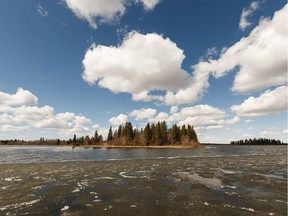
[63, 0, 160, 29]
[129, 108, 157, 120]
[82, 31, 193, 105]
[147, 104, 239, 130]
[0, 88, 97, 137]
[108, 114, 128, 126]
[0, 87, 38, 106]
[193, 4, 287, 94]
[231, 86, 288, 117]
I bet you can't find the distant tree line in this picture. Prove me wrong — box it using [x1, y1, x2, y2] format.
[0, 121, 199, 146]
[0, 138, 61, 145]
[231, 138, 285, 145]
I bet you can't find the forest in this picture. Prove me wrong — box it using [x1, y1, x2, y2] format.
[231, 138, 286, 145]
[0, 121, 199, 147]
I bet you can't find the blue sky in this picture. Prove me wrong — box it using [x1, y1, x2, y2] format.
[0, 0, 287, 143]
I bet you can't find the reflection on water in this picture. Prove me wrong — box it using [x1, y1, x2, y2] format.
[0, 145, 287, 215]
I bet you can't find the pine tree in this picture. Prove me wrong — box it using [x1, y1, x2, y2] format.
[187, 124, 198, 142]
[117, 125, 122, 138]
[191, 126, 198, 142]
[155, 122, 162, 145]
[181, 125, 187, 136]
[187, 124, 193, 140]
[151, 123, 156, 144]
[171, 124, 180, 144]
[143, 123, 152, 145]
[125, 122, 134, 141]
[73, 134, 77, 144]
[94, 130, 99, 143]
[160, 121, 168, 145]
[107, 126, 113, 141]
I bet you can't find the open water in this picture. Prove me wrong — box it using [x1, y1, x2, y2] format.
[0, 145, 287, 215]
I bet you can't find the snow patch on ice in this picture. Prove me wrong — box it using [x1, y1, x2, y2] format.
[72, 188, 80, 193]
[218, 168, 241, 174]
[0, 199, 40, 211]
[119, 172, 137, 179]
[94, 177, 114, 180]
[60, 206, 69, 211]
[239, 207, 255, 212]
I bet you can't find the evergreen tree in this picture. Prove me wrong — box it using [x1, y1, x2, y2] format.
[107, 126, 113, 141]
[151, 123, 156, 144]
[125, 122, 134, 141]
[191, 126, 198, 142]
[94, 130, 99, 143]
[117, 125, 122, 138]
[160, 121, 168, 145]
[187, 124, 198, 142]
[171, 124, 180, 144]
[181, 125, 187, 136]
[155, 122, 162, 145]
[143, 123, 152, 145]
[73, 134, 77, 144]
[77, 136, 84, 145]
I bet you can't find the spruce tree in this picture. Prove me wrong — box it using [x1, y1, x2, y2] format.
[125, 122, 134, 141]
[117, 125, 122, 138]
[143, 123, 152, 145]
[107, 126, 113, 141]
[171, 124, 180, 144]
[94, 130, 99, 143]
[161, 121, 168, 145]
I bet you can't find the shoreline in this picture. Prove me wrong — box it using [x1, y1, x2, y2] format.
[82, 144, 204, 149]
[0, 144, 204, 149]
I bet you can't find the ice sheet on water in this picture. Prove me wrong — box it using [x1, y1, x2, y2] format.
[177, 172, 223, 189]
[0, 199, 40, 211]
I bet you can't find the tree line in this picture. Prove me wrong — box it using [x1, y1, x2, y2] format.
[231, 138, 285, 145]
[69, 121, 198, 146]
[0, 121, 199, 146]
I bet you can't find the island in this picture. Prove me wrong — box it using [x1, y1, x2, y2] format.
[231, 138, 286, 145]
[0, 121, 202, 148]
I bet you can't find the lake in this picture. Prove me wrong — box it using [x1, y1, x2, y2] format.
[0, 145, 287, 215]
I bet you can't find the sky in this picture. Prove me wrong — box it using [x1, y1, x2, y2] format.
[0, 0, 287, 143]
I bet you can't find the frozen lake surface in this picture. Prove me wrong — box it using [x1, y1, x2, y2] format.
[0, 145, 287, 215]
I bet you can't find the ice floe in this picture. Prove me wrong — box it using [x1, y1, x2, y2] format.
[177, 172, 222, 189]
[60, 206, 69, 211]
